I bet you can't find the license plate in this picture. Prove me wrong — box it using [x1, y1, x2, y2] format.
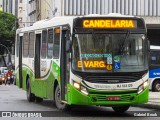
[107, 96, 120, 101]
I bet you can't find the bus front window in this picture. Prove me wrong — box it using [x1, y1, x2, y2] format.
[72, 34, 148, 73]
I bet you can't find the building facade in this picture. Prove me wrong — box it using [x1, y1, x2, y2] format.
[26, 0, 160, 26]
[27, 0, 53, 26]
[40, 0, 53, 19]
[63, 0, 160, 16]
[2, 0, 159, 45]
[53, 0, 160, 45]
[18, 0, 28, 28]
[27, 0, 36, 26]
[2, 0, 17, 15]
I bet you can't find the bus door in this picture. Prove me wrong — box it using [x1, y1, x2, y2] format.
[19, 33, 23, 88]
[35, 31, 41, 78]
[60, 26, 71, 101]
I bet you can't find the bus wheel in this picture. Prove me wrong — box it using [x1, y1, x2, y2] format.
[153, 80, 160, 92]
[112, 105, 130, 113]
[26, 78, 35, 102]
[55, 85, 69, 111]
[35, 96, 43, 103]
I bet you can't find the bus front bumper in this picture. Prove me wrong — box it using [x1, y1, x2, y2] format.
[67, 84, 149, 106]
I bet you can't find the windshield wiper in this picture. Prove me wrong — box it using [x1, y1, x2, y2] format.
[120, 30, 131, 55]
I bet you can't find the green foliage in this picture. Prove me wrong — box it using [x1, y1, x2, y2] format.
[0, 11, 17, 55]
[0, 11, 17, 46]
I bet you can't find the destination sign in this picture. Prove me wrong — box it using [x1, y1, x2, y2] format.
[78, 61, 106, 68]
[77, 60, 112, 71]
[83, 20, 136, 29]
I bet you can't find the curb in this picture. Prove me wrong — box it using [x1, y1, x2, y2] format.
[134, 103, 160, 110]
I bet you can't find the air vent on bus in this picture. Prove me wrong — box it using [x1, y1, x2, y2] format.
[84, 76, 140, 84]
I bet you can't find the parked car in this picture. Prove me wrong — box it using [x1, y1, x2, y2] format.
[0, 67, 8, 85]
[0, 73, 6, 84]
[0, 67, 7, 75]
[0, 75, 2, 85]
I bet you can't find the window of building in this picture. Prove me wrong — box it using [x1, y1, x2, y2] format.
[23, 33, 29, 57]
[53, 28, 60, 59]
[47, 29, 53, 58]
[29, 32, 35, 58]
[41, 30, 47, 58]
[19, 7, 22, 12]
[20, 0, 23, 3]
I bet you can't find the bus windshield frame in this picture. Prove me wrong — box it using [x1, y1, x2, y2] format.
[71, 31, 148, 73]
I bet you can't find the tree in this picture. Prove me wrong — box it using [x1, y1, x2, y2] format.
[0, 11, 17, 66]
[0, 11, 17, 47]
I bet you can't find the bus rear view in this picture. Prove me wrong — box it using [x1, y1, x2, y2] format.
[68, 15, 149, 112]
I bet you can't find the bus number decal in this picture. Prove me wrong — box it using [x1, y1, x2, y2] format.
[117, 84, 133, 88]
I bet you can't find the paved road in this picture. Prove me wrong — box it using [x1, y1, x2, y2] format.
[0, 84, 159, 120]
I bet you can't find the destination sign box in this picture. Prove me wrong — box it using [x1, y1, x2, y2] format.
[74, 17, 145, 30]
[83, 20, 136, 29]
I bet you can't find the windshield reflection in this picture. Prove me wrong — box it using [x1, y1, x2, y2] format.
[72, 34, 148, 73]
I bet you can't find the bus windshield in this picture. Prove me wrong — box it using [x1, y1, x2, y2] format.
[72, 33, 148, 73]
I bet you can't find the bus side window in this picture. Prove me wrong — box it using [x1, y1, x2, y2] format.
[41, 30, 47, 58]
[53, 28, 60, 59]
[47, 29, 53, 58]
[150, 51, 160, 65]
[29, 32, 35, 58]
[23, 33, 29, 57]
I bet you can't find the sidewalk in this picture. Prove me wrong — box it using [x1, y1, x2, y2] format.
[135, 92, 160, 110]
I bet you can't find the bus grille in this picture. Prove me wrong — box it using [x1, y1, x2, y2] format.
[92, 94, 134, 102]
[84, 76, 140, 83]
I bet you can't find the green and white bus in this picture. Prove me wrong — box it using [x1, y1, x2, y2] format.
[15, 14, 149, 112]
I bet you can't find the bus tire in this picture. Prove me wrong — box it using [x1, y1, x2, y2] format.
[153, 80, 160, 92]
[112, 105, 130, 113]
[26, 78, 35, 102]
[54, 85, 69, 111]
[35, 96, 43, 103]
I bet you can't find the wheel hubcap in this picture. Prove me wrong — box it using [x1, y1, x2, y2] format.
[57, 89, 61, 102]
[156, 84, 160, 91]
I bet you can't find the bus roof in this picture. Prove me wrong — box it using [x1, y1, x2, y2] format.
[16, 13, 143, 33]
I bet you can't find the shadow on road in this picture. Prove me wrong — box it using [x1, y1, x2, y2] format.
[24, 99, 133, 117]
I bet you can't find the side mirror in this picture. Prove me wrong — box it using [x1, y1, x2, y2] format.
[66, 40, 72, 53]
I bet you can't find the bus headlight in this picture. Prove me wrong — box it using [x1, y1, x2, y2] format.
[137, 80, 148, 94]
[73, 82, 80, 90]
[73, 81, 88, 95]
[143, 81, 148, 88]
